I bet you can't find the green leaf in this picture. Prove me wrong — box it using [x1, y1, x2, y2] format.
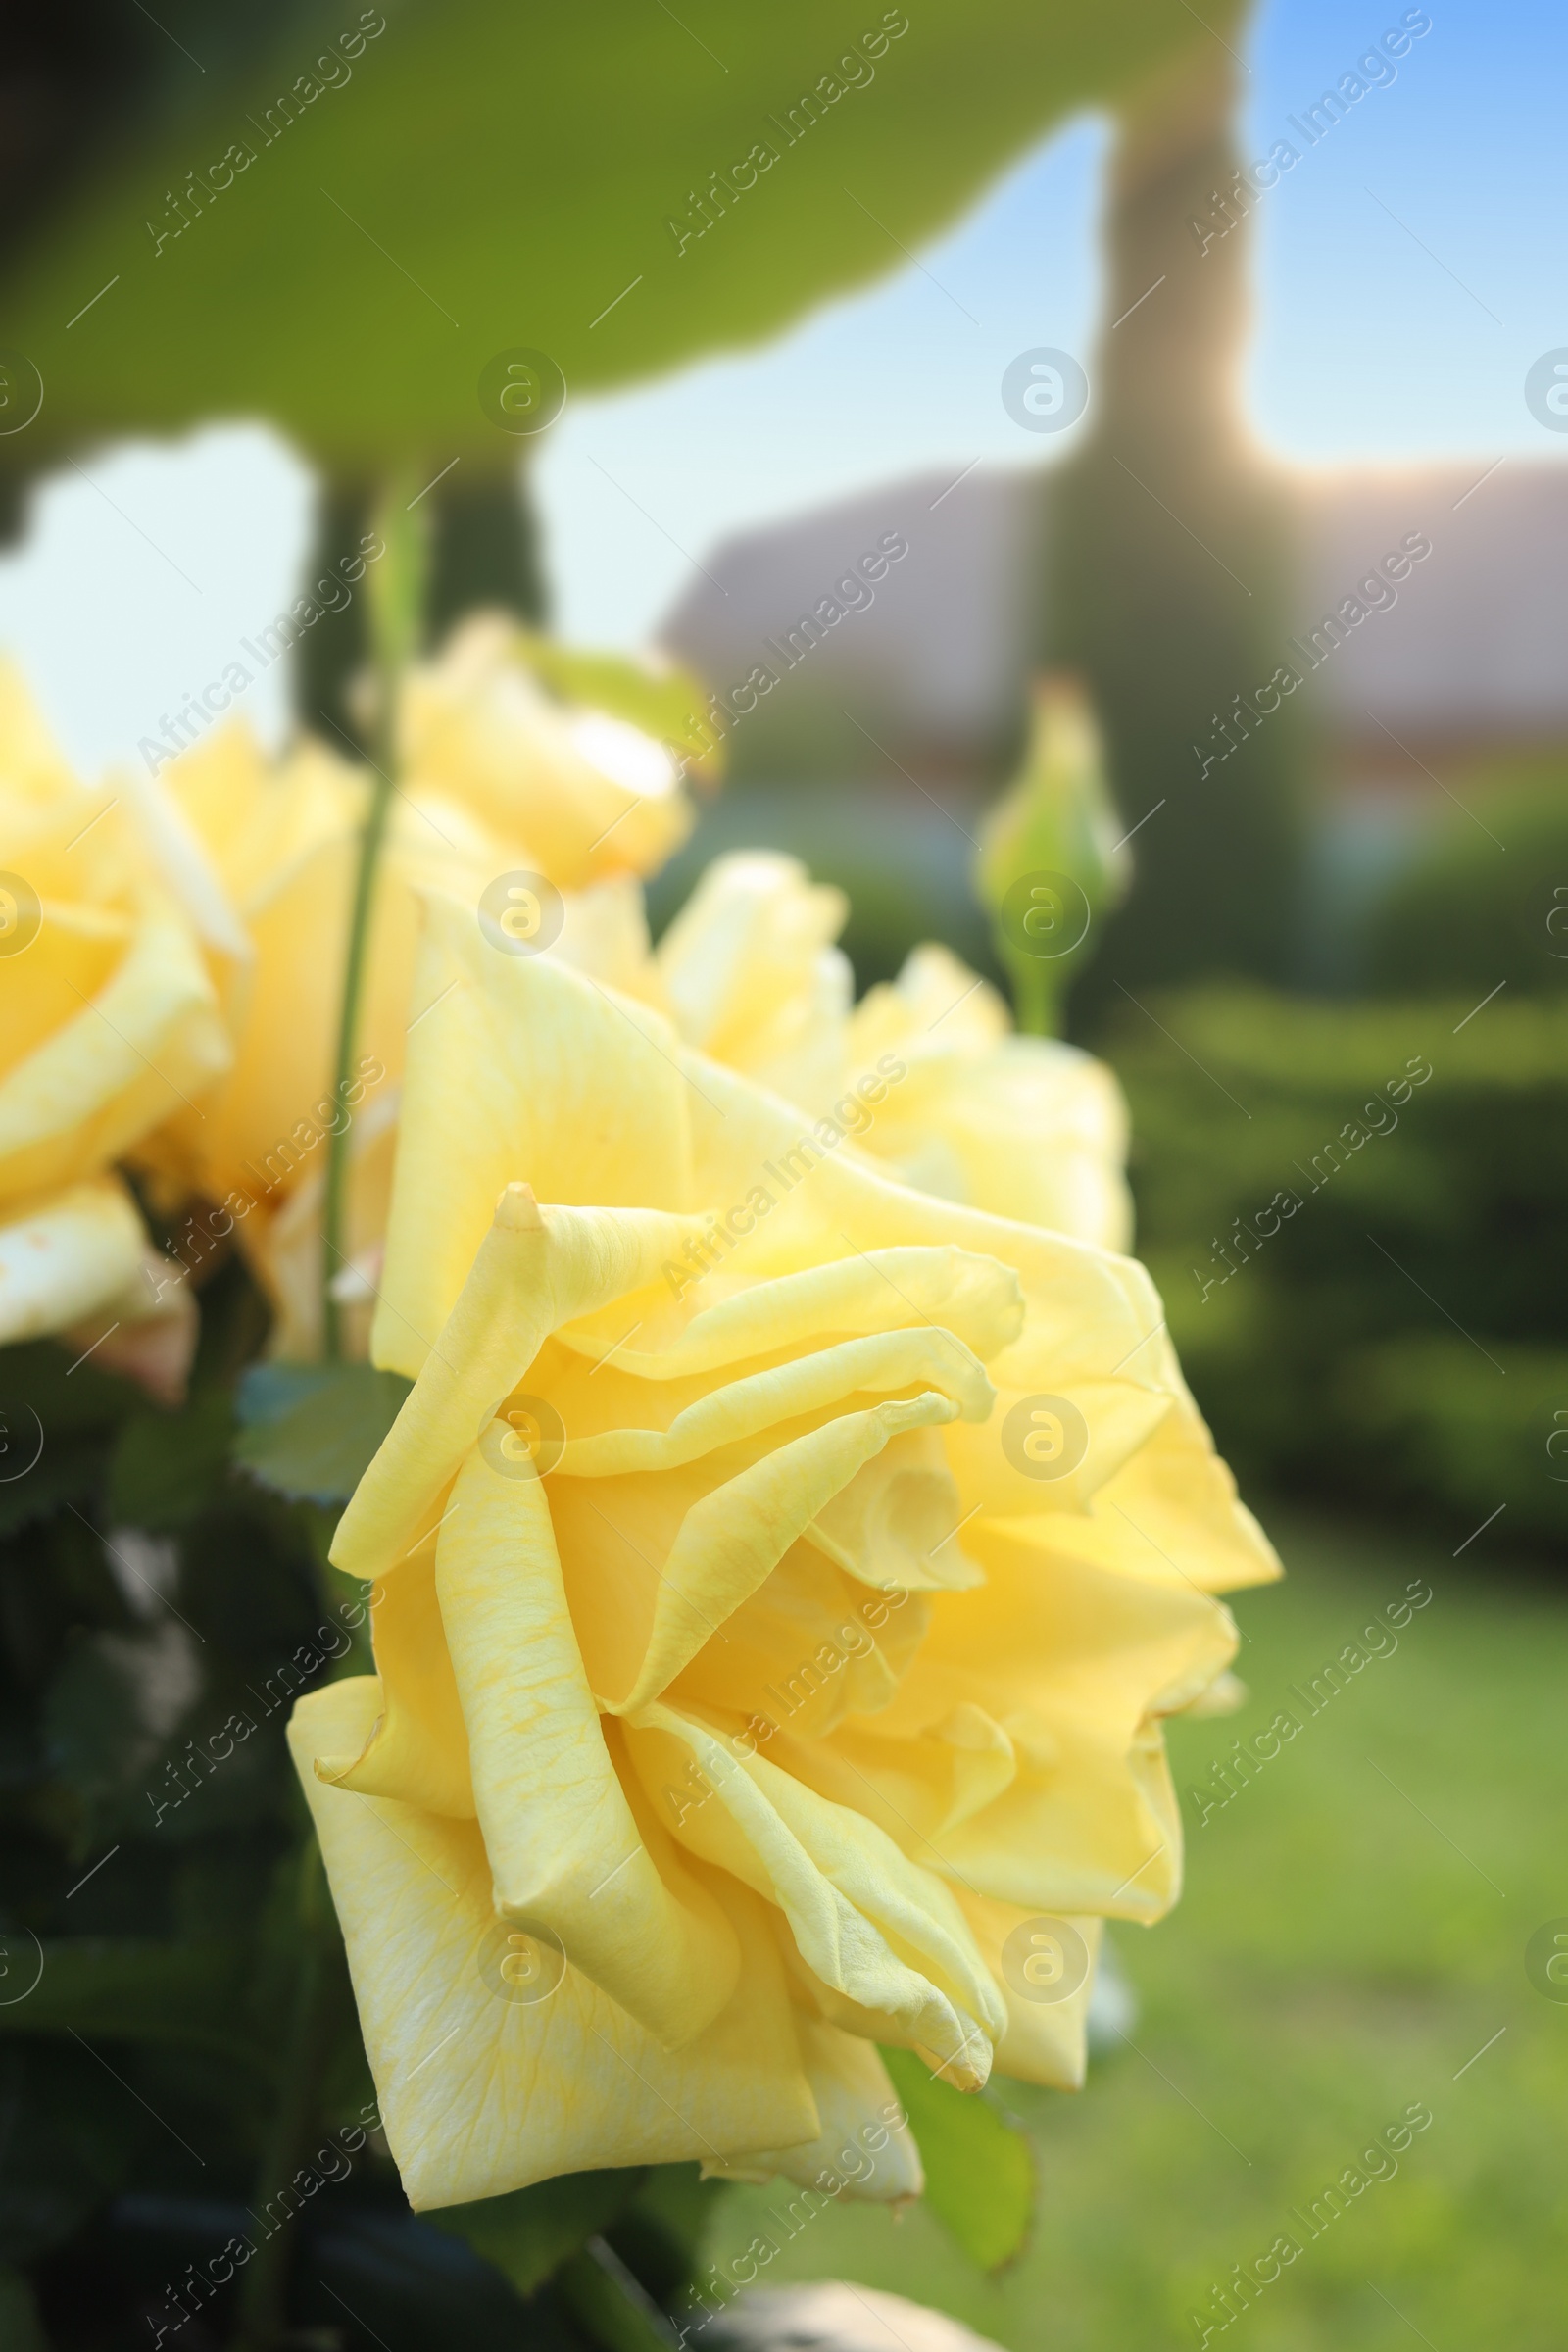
[611, 2165, 727, 2305]
[0, 1, 1220, 465]
[427, 2169, 645, 2300]
[0, 1338, 141, 1535]
[880, 2044, 1035, 2270]
[234, 1361, 411, 1504]
[556, 2237, 679, 2352]
[518, 633, 719, 776]
[108, 1385, 237, 1529]
[43, 1624, 200, 1834]
[0, 1434, 101, 1541]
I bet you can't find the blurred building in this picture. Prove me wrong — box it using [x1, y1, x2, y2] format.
[661, 455, 1568, 800]
[658, 454, 1568, 985]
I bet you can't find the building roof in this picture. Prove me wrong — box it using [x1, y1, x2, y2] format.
[659, 455, 1568, 764]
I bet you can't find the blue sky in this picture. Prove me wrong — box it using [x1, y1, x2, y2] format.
[1, 0, 1559, 770]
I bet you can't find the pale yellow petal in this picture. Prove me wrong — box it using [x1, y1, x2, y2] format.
[316, 1539, 474, 1820]
[0, 1178, 148, 1347]
[335, 1190, 701, 1587]
[289, 1677, 820, 2210]
[0, 890, 230, 1207]
[864, 1521, 1238, 1920]
[625, 1703, 1004, 2084]
[710, 2019, 923, 2200]
[429, 1444, 742, 2047]
[955, 1888, 1103, 2091]
[371, 895, 696, 1373]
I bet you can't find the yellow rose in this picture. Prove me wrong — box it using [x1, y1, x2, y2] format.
[0, 665, 229, 1368]
[288, 893, 1277, 2211]
[399, 614, 696, 889]
[655, 850, 851, 1111]
[145, 721, 482, 1348]
[144, 631, 700, 1357]
[656, 853, 1132, 1249]
[844, 942, 1132, 1251]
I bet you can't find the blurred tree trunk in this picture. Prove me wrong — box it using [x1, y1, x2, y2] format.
[1046, 33, 1306, 1014]
[293, 461, 548, 746]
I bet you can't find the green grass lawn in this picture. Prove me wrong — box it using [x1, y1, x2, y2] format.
[700, 1512, 1568, 2349]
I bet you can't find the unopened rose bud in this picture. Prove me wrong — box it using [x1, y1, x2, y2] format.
[975, 674, 1129, 1035]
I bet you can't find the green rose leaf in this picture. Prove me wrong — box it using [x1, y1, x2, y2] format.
[427, 2168, 646, 2300]
[234, 1360, 412, 1505]
[880, 2043, 1036, 2271]
[108, 1385, 237, 1529]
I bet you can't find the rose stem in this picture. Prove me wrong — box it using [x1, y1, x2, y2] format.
[320, 471, 428, 1360]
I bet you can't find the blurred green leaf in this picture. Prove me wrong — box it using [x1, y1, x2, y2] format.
[519, 633, 719, 777]
[302, 2210, 579, 2347]
[428, 2169, 645, 2300]
[0, 1, 1215, 465]
[234, 1361, 411, 1504]
[609, 2165, 725, 2307]
[108, 1386, 237, 1530]
[0, 1937, 265, 2074]
[880, 2044, 1035, 2270]
[0, 1341, 140, 1538]
[43, 1624, 200, 1834]
[557, 2236, 679, 2352]
[0, 1437, 100, 1541]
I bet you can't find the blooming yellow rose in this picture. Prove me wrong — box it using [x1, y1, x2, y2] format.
[844, 941, 1132, 1251]
[288, 891, 1277, 2211]
[144, 623, 700, 1355]
[399, 614, 696, 889]
[656, 852, 1131, 1249]
[655, 850, 851, 1112]
[0, 664, 229, 1368]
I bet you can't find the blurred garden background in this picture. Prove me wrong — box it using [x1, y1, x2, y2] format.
[1, 0, 1564, 2344]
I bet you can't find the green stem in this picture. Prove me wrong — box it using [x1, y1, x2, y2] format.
[557, 2239, 680, 2352]
[320, 472, 428, 1359]
[1008, 954, 1059, 1039]
[321, 754, 396, 1359]
[232, 1840, 336, 2349]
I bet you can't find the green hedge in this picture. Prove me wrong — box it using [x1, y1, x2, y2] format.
[1111, 988, 1568, 1554]
[1361, 762, 1568, 999]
